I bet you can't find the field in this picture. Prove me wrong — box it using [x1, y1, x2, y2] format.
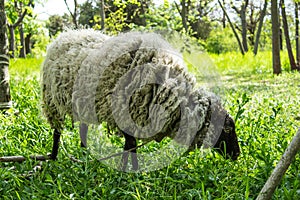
[1, 52, 300, 199]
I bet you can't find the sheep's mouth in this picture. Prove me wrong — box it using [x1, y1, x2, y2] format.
[228, 152, 240, 161]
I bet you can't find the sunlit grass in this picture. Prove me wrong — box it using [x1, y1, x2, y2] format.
[1, 53, 300, 199]
[210, 50, 291, 76]
[9, 58, 43, 79]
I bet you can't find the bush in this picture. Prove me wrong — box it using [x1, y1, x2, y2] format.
[206, 26, 239, 54]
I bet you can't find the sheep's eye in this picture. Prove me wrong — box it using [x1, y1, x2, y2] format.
[223, 127, 232, 133]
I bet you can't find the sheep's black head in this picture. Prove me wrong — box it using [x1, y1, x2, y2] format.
[187, 91, 241, 161]
[213, 114, 240, 160]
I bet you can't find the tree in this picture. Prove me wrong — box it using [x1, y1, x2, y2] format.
[6, 0, 34, 58]
[0, 0, 11, 110]
[221, 0, 226, 28]
[124, 0, 149, 28]
[64, 0, 79, 28]
[271, 0, 282, 74]
[18, 2, 26, 58]
[295, 1, 300, 65]
[188, 0, 215, 40]
[218, 0, 245, 55]
[78, 1, 95, 27]
[280, 0, 298, 71]
[76, 0, 151, 33]
[229, 0, 266, 53]
[247, 1, 266, 47]
[23, 13, 39, 56]
[143, 0, 180, 30]
[174, 0, 214, 39]
[175, 0, 190, 32]
[46, 15, 64, 37]
[102, 0, 149, 33]
[99, 0, 105, 30]
[219, 1, 269, 54]
[253, 0, 268, 55]
[231, 0, 249, 52]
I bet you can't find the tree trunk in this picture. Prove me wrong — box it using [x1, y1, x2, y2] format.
[279, 29, 283, 50]
[222, 0, 226, 28]
[139, 0, 146, 26]
[0, 0, 11, 110]
[25, 33, 31, 55]
[182, 0, 188, 32]
[19, 23, 26, 58]
[6, 1, 31, 58]
[8, 25, 15, 58]
[254, 0, 268, 55]
[280, 0, 297, 71]
[218, 0, 245, 55]
[295, 2, 300, 66]
[256, 128, 300, 200]
[175, 0, 188, 32]
[99, 0, 105, 31]
[73, 0, 78, 28]
[279, 7, 283, 50]
[247, 3, 256, 47]
[271, 0, 282, 75]
[64, 0, 78, 28]
[241, 0, 249, 52]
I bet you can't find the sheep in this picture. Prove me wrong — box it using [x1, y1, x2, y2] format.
[41, 29, 240, 170]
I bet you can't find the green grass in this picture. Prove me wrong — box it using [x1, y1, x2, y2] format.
[1, 52, 300, 199]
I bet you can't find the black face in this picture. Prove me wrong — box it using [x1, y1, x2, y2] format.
[213, 114, 240, 160]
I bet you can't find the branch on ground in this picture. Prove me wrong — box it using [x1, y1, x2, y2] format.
[0, 155, 49, 162]
[256, 128, 300, 200]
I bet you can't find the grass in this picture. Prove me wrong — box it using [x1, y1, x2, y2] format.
[1, 52, 300, 199]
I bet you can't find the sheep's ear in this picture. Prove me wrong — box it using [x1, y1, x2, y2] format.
[224, 116, 235, 134]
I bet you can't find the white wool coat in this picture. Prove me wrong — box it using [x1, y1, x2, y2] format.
[42, 29, 211, 147]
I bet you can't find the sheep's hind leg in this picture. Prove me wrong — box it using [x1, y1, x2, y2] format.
[80, 123, 88, 147]
[50, 129, 61, 160]
[122, 132, 138, 171]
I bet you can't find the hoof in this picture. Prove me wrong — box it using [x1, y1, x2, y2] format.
[47, 153, 57, 160]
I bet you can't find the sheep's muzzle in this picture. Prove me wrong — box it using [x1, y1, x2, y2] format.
[213, 114, 240, 160]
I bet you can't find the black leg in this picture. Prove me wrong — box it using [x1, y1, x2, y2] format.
[122, 151, 129, 171]
[122, 132, 138, 171]
[131, 149, 138, 171]
[80, 123, 88, 147]
[50, 129, 61, 160]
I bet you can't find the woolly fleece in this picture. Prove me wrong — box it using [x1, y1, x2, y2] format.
[42, 29, 217, 148]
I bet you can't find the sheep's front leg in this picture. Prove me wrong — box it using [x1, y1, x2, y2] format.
[50, 129, 61, 160]
[122, 132, 138, 171]
[80, 123, 88, 147]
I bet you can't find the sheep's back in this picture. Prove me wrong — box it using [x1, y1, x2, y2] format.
[73, 32, 200, 142]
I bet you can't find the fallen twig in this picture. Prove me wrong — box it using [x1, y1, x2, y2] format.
[0, 140, 151, 163]
[256, 128, 300, 200]
[0, 155, 49, 162]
